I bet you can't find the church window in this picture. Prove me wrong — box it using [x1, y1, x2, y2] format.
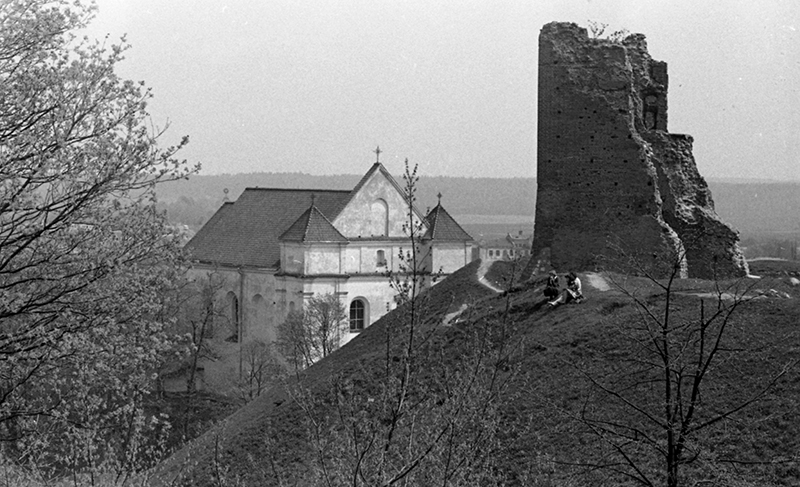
[252, 294, 266, 339]
[376, 249, 387, 267]
[349, 299, 366, 332]
[202, 298, 214, 339]
[226, 292, 239, 342]
[488, 250, 494, 257]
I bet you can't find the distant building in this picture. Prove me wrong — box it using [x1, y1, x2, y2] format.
[475, 230, 533, 262]
[183, 156, 475, 393]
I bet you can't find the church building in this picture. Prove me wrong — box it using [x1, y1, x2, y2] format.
[183, 154, 474, 391]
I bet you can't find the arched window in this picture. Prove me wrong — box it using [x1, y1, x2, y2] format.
[370, 199, 388, 236]
[252, 294, 266, 340]
[349, 299, 366, 332]
[376, 249, 387, 267]
[202, 296, 214, 339]
[226, 292, 239, 342]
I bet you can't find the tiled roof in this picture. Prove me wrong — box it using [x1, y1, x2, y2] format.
[506, 233, 533, 245]
[422, 203, 473, 241]
[482, 237, 515, 249]
[279, 204, 348, 243]
[184, 188, 350, 268]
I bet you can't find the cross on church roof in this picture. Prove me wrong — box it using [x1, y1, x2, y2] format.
[374, 146, 382, 163]
[437, 192, 442, 204]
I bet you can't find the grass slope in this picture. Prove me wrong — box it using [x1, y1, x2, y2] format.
[155, 260, 800, 486]
[500, 269, 800, 485]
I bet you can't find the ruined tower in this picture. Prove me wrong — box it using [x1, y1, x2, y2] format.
[530, 22, 748, 279]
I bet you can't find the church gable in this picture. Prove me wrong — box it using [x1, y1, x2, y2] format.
[332, 162, 425, 239]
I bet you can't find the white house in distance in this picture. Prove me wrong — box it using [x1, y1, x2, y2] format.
[475, 231, 533, 262]
[183, 154, 475, 392]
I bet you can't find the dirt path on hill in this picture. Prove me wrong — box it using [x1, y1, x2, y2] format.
[442, 303, 469, 326]
[477, 261, 504, 293]
[585, 272, 611, 291]
[478, 260, 503, 293]
[440, 262, 500, 327]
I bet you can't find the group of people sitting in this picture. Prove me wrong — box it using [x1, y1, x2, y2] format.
[544, 270, 584, 307]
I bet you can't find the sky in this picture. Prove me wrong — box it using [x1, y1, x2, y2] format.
[85, 0, 799, 180]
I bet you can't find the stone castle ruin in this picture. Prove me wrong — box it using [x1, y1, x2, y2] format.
[529, 22, 748, 279]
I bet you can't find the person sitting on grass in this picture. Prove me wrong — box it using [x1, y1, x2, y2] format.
[548, 271, 583, 307]
[544, 270, 560, 300]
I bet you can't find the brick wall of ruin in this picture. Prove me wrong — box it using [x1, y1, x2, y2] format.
[529, 22, 747, 279]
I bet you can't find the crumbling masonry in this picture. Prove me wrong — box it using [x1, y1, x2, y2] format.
[529, 22, 748, 279]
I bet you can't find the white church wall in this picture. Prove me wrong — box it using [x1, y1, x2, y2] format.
[241, 269, 279, 343]
[344, 246, 361, 273]
[432, 243, 473, 274]
[305, 245, 343, 274]
[302, 279, 341, 298]
[186, 265, 283, 396]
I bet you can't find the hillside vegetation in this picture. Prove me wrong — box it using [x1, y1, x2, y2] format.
[155, 260, 800, 486]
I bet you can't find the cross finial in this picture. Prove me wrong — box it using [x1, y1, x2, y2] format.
[374, 146, 382, 163]
[437, 192, 442, 204]
[311, 193, 316, 206]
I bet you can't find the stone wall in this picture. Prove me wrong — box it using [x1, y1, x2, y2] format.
[529, 22, 747, 279]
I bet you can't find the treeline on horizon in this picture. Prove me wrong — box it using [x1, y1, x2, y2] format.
[156, 173, 800, 239]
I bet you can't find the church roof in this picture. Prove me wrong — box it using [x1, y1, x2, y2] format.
[185, 188, 350, 268]
[279, 203, 348, 243]
[422, 202, 473, 241]
[185, 155, 464, 269]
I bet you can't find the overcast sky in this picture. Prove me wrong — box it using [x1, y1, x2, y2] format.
[86, 0, 799, 181]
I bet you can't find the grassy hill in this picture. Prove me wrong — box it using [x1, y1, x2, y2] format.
[154, 260, 800, 486]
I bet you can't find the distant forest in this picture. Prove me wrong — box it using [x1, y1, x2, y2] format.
[157, 173, 800, 245]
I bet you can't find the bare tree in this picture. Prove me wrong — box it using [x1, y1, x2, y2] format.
[587, 20, 630, 43]
[237, 340, 284, 402]
[565, 247, 798, 486]
[170, 272, 227, 438]
[276, 293, 347, 372]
